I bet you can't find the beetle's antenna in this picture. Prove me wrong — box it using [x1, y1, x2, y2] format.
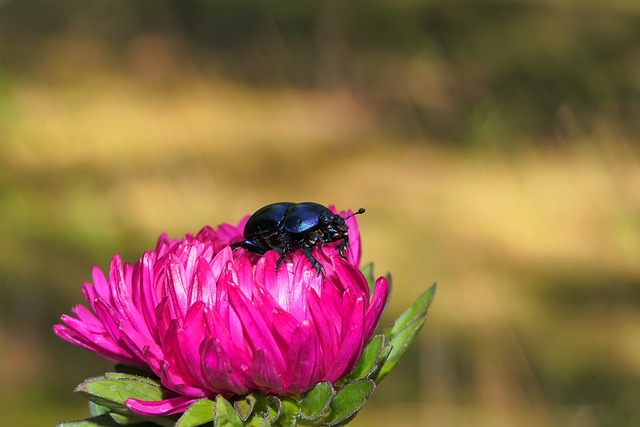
[343, 208, 366, 219]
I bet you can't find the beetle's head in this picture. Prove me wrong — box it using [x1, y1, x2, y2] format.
[321, 208, 365, 241]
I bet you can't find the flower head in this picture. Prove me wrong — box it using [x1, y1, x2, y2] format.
[55, 208, 390, 416]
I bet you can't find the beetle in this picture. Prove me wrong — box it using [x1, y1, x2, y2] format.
[232, 202, 365, 274]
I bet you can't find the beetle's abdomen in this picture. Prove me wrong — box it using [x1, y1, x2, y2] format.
[283, 202, 331, 234]
[244, 202, 294, 237]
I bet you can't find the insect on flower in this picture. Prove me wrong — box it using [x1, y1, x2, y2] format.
[232, 202, 365, 274]
[54, 206, 391, 417]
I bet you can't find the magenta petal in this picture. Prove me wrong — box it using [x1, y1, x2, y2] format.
[217, 261, 244, 346]
[251, 283, 298, 347]
[256, 251, 296, 312]
[287, 320, 322, 393]
[162, 321, 197, 386]
[333, 258, 370, 300]
[91, 265, 111, 302]
[192, 257, 215, 306]
[307, 288, 339, 372]
[154, 297, 174, 342]
[228, 284, 286, 373]
[202, 305, 249, 364]
[200, 338, 251, 395]
[251, 348, 285, 393]
[81, 283, 99, 312]
[61, 310, 103, 335]
[112, 320, 152, 365]
[126, 396, 198, 416]
[289, 253, 324, 320]
[143, 345, 164, 376]
[209, 246, 234, 288]
[166, 255, 189, 318]
[158, 359, 208, 397]
[92, 297, 123, 344]
[363, 276, 390, 340]
[201, 307, 253, 393]
[327, 291, 366, 382]
[71, 304, 102, 328]
[132, 252, 161, 340]
[53, 324, 129, 364]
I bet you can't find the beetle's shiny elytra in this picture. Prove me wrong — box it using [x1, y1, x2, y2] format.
[232, 202, 365, 274]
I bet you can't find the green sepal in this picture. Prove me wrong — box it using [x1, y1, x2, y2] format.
[57, 413, 161, 427]
[375, 284, 436, 383]
[298, 381, 334, 423]
[214, 394, 243, 427]
[342, 334, 386, 382]
[234, 394, 257, 422]
[277, 397, 299, 427]
[74, 373, 166, 415]
[176, 398, 215, 427]
[109, 412, 148, 425]
[245, 394, 281, 426]
[323, 380, 375, 427]
[370, 341, 393, 380]
[103, 372, 162, 385]
[89, 401, 111, 417]
[57, 414, 124, 427]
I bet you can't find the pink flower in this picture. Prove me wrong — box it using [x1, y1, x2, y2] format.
[54, 208, 390, 416]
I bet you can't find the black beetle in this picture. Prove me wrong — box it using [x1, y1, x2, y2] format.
[232, 202, 365, 274]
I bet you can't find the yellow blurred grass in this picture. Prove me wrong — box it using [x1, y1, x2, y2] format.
[2, 75, 639, 426]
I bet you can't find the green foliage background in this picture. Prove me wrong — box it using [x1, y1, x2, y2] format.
[0, 1, 639, 426]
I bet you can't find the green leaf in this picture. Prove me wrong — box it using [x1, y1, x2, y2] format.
[88, 402, 110, 417]
[260, 395, 282, 423]
[58, 414, 160, 427]
[57, 414, 123, 427]
[360, 263, 376, 295]
[75, 373, 165, 415]
[298, 381, 334, 422]
[234, 394, 257, 421]
[256, 417, 272, 427]
[109, 412, 147, 425]
[214, 394, 243, 427]
[324, 380, 375, 426]
[103, 372, 163, 387]
[246, 394, 281, 426]
[344, 335, 385, 382]
[276, 398, 299, 427]
[369, 342, 393, 380]
[176, 398, 215, 427]
[375, 284, 437, 383]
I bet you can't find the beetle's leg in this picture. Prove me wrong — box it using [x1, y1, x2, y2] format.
[300, 243, 325, 276]
[274, 232, 293, 272]
[337, 235, 350, 258]
[275, 253, 286, 272]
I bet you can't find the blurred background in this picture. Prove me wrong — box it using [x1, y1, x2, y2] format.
[1, 1, 639, 426]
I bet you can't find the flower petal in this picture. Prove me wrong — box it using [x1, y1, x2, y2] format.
[327, 290, 366, 382]
[228, 283, 287, 388]
[287, 320, 322, 393]
[200, 337, 251, 395]
[363, 276, 390, 340]
[125, 396, 198, 416]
